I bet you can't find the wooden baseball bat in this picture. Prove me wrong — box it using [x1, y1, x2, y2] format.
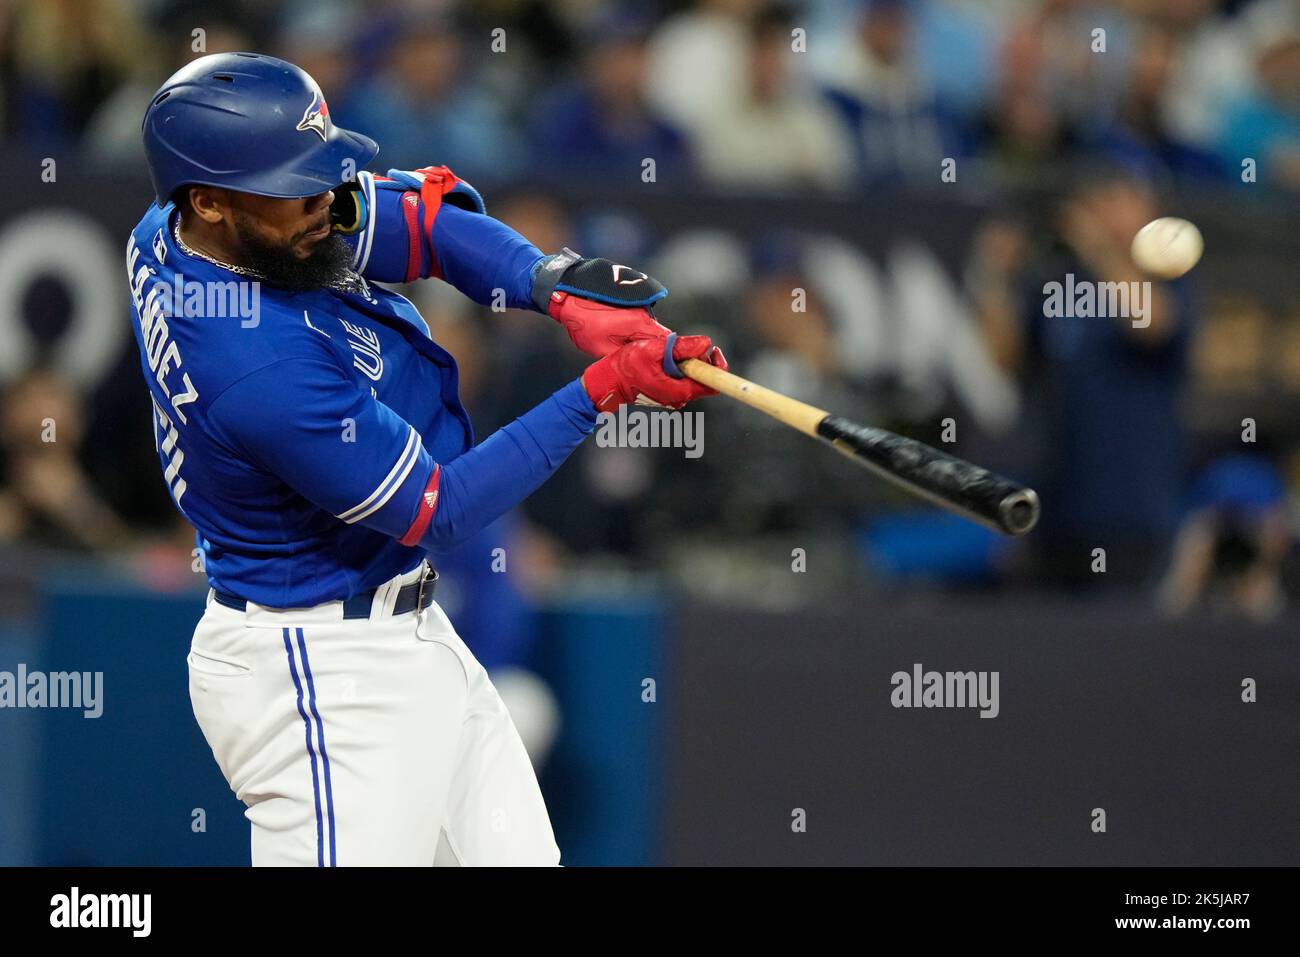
[677, 357, 1040, 537]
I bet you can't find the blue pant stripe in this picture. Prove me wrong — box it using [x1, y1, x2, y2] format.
[283, 627, 325, 867]
[295, 627, 337, 867]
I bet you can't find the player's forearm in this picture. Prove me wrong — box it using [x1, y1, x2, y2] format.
[406, 379, 597, 552]
[430, 204, 543, 310]
[347, 171, 677, 338]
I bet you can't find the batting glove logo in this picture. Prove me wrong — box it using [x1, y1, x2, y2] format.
[611, 264, 645, 285]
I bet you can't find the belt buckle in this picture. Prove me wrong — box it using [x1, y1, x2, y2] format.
[415, 562, 434, 611]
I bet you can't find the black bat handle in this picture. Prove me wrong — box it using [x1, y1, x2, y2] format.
[816, 415, 1041, 536]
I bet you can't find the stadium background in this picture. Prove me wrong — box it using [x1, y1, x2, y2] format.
[2, 0, 1300, 865]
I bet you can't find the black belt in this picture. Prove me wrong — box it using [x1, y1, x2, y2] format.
[213, 565, 438, 619]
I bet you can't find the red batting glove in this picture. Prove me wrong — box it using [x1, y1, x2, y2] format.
[548, 291, 673, 358]
[582, 334, 728, 413]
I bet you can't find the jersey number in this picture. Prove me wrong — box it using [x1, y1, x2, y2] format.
[153, 397, 188, 509]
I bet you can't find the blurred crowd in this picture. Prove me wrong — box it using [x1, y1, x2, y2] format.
[6, 0, 1300, 191]
[1, 0, 1299, 621]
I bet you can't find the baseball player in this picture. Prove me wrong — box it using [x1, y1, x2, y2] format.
[127, 52, 726, 866]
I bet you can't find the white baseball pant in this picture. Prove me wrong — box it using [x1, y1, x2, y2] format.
[186, 562, 561, 866]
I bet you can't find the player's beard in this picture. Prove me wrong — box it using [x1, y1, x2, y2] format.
[231, 212, 355, 292]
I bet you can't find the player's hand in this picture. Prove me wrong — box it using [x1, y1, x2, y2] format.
[581, 333, 727, 413]
[533, 250, 673, 357]
[549, 293, 671, 358]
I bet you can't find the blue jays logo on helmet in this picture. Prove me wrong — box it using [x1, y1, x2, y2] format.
[296, 90, 331, 142]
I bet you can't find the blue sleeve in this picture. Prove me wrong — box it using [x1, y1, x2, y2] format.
[207, 355, 439, 541]
[208, 358, 597, 550]
[348, 173, 543, 311]
[430, 204, 543, 310]
[420, 379, 597, 552]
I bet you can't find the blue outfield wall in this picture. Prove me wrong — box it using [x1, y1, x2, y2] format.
[35, 582, 247, 866]
[0, 577, 666, 866]
[536, 596, 666, 867]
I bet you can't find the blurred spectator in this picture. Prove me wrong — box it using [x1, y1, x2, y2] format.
[494, 190, 574, 256]
[272, 2, 359, 109]
[691, 4, 853, 191]
[650, 232, 883, 542]
[453, 0, 577, 115]
[530, 11, 690, 181]
[83, 20, 254, 164]
[741, 234, 839, 382]
[1158, 452, 1292, 620]
[645, 0, 761, 134]
[1084, 21, 1221, 182]
[471, 189, 588, 430]
[0, 367, 129, 552]
[2, 0, 152, 149]
[1217, 11, 1300, 190]
[909, 0, 1004, 118]
[1017, 169, 1200, 584]
[339, 13, 523, 180]
[966, 216, 1034, 374]
[1163, 0, 1256, 150]
[820, 0, 959, 185]
[974, 7, 1080, 187]
[0, 4, 11, 135]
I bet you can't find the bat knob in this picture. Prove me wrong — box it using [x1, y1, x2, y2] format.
[999, 488, 1041, 536]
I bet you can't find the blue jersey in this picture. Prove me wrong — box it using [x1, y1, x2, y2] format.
[125, 169, 597, 607]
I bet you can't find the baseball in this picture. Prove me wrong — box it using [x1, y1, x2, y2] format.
[1130, 217, 1204, 279]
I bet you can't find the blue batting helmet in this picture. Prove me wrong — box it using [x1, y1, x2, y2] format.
[142, 52, 378, 208]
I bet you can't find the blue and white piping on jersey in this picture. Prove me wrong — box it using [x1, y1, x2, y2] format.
[349, 171, 378, 276]
[336, 424, 421, 525]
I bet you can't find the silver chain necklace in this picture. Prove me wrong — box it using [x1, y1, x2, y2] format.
[172, 217, 264, 278]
